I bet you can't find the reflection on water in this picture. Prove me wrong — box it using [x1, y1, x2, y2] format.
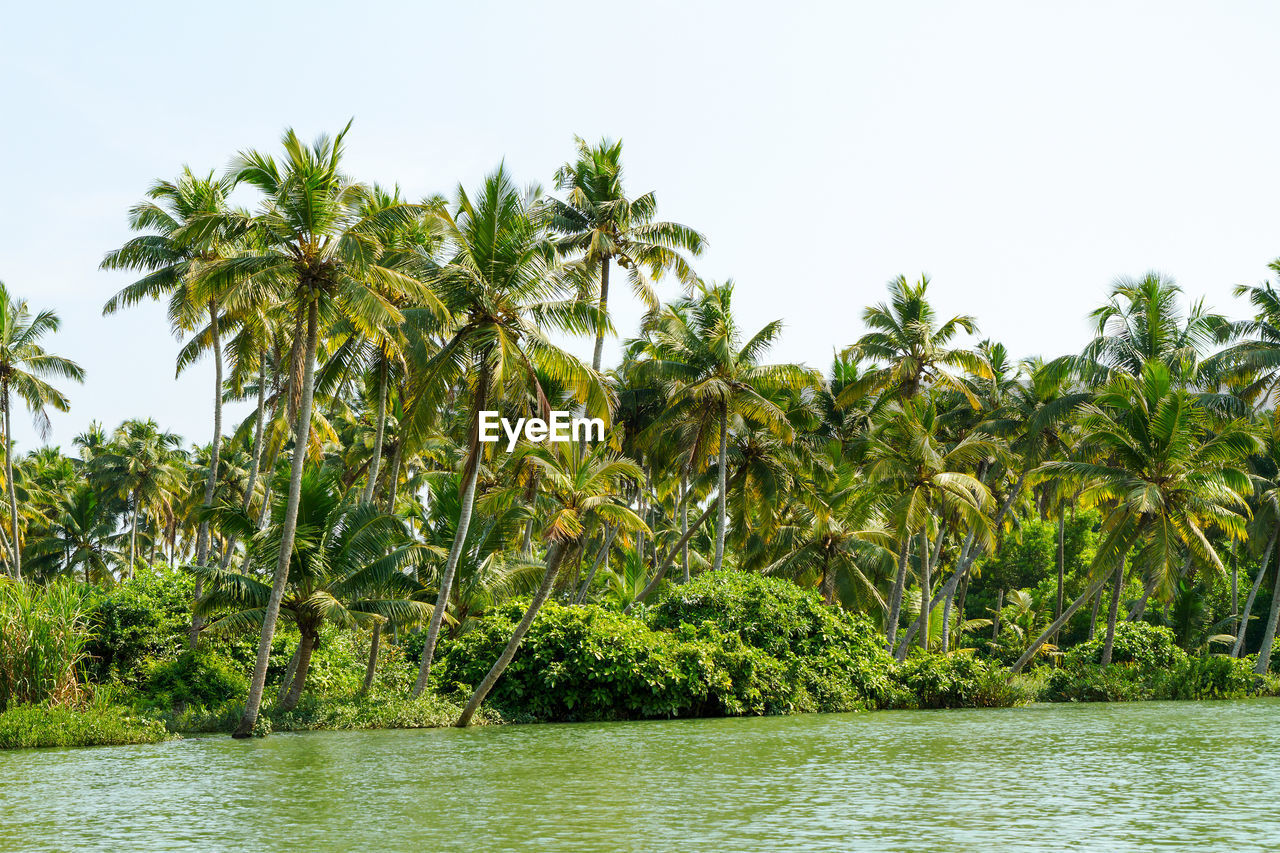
[3, 699, 1279, 852]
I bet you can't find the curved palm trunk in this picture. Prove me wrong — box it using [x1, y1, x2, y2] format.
[884, 536, 911, 653]
[456, 542, 567, 727]
[413, 360, 493, 697]
[712, 407, 728, 573]
[1054, 513, 1065, 646]
[1010, 569, 1120, 674]
[281, 629, 317, 711]
[361, 358, 388, 504]
[918, 529, 933, 652]
[1254, 551, 1280, 675]
[276, 643, 302, 706]
[1100, 558, 1126, 667]
[190, 302, 224, 650]
[681, 474, 690, 584]
[362, 621, 382, 694]
[1234, 527, 1277, 657]
[820, 550, 835, 605]
[2, 385, 19, 579]
[235, 298, 320, 739]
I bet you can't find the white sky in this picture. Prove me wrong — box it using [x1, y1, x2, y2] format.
[3, 1, 1280, 450]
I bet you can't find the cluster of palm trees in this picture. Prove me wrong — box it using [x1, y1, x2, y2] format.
[6, 125, 1280, 734]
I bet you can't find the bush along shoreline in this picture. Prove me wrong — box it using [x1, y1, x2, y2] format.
[6, 570, 1278, 750]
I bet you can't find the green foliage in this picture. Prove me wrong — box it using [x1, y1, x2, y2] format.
[0, 579, 94, 709]
[899, 653, 1033, 709]
[0, 702, 170, 750]
[1064, 622, 1186, 670]
[1156, 655, 1276, 701]
[84, 569, 192, 684]
[138, 648, 247, 710]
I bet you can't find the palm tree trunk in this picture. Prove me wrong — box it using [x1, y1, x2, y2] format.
[1100, 558, 1126, 667]
[190, 301, 224, 650]
[362, 358, 388, 504]
[1230, 538, 1239, 639]
[820, 550, 835, 605]
[362, 621, 382, 694]
[1054, 512, 1065, 646]
[1254, 547, 1280, 676]
[2, 385, 19, 579]
[712, 406, 728, 573]
[993, 589, 1004, 640]
[282, 629, 317, 711]
[884, 536, 911, 652]
[276, 643, 302, 706]
[626, 482, 731, 613]
[575, 525, 618, 604]
[1087, 585, 1102, 640]
[456, 542, 567, 727]
[681, 473, 690, 584]
[235, 298, 320, 739]
[129, 499, 139, 576]
[385, 438, 403, 513]
[591, 257, 610, 373]
[1010, 568, 1122, 673]
[941, 529, 976, 654]
[898, 529, 946, 659]
[1234, 527, 1277, 658]
[413, 359, 493, 697]
[917, 529, 932, 652]
[219, 349, 269, 572]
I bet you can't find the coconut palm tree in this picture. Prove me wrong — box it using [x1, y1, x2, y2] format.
[1011, 360, 1255, 672]
[549, 136, 705, 371]
[195, 465, 430, 709]
[406, 165, 609, 697]
[840, 274, 990, 409]
[631, 281, 819, 574]
[0, 282, 84, 578]
[89, 419, 184, 575]
[196, 123, 440, 737]
[455, 441, 646, 727]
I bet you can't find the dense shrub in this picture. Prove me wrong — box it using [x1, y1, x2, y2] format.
[1156, 655, 1275, 700]
[900, 653, 1032, 709]
[0, 702, 171, 750]
[84, 569, 193, 684]
[1041, 662, 1153, 702]
[138, 648, 247, 711]
[1062, 622, 1186, 671]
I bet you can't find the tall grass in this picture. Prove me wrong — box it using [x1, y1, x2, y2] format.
[0, 579, 94, 710]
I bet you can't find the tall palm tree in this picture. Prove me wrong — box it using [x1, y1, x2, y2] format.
[90, 419, 184, 574]
[633, 282, 818, 573]
[1205, 275, 1280, 410]
[863, 396, 995, 653]
[840, 274, 990, 409]
[1012, 360, 1255, 672]
[101, 168, 240, 587]
[549, 136, 705, 371]
[455, 441, 645, 727]
[198, 123, 440, 737]
[0, 282, 85, 578]
[407, 165, 608, 696]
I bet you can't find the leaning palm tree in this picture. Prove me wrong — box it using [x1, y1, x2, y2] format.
[632, 281, 819, 573]
[1011, 360, 1256, 672]
[549, 136, 705, 371]
[0, 283, 85, 578]
[196, 465, 430, 709]
[455, 441, 646, 727]
[197, 123, 442, 737]
[406, 164, 609, 697]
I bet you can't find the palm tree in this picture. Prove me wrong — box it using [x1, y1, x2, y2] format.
[840, 274, 990, 408]
[1012, 360, 1255, 672]
[1205, 275, 1280, 410]
[90, 419, 184, 574]
[863, 396, 995, 654]
[101, 168, 240, 587]
[0, 282, 84, 578]
[632, 282, 818, 574]
[549, 136, 705, 371]
[407, 165, 608, 697]
[197, 123, 440, 737]
[196, 465, 430, 709]
[455, 441, 645, 726]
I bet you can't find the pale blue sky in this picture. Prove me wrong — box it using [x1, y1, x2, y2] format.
[3, 1, 1280, 450]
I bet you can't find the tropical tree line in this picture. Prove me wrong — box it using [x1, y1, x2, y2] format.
[5, 126, 1280, 733]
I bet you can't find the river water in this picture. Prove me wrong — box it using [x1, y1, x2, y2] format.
[3, 699, 1278, 851]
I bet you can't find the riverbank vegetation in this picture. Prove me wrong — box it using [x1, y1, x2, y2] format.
[4, 126, 1280, 746]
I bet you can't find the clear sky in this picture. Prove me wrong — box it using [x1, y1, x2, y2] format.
[4, 1, 1280, 451]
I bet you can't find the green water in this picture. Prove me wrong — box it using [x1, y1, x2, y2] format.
[3, 700, 1279, 851]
